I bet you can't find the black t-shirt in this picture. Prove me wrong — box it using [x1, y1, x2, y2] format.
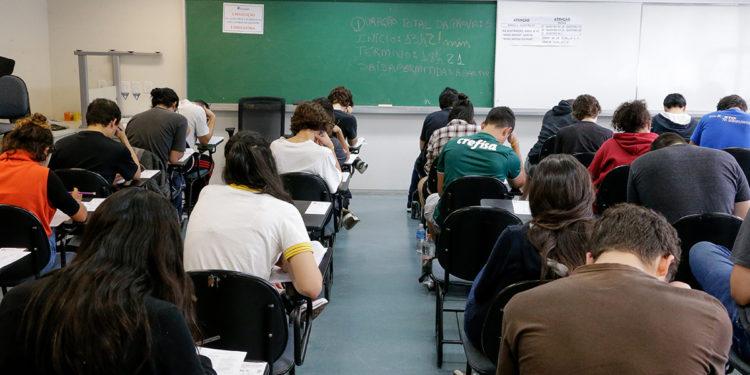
[0, 279, 216, 375]
[554, 121, 613, 154]
[47, 170, 81, 216]
[49, 131, 138, 184]
[420, 109, 451, 146]
[333, 110, 357, 141]
[628, 144, 750, 223]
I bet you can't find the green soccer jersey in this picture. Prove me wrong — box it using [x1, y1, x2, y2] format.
[433, 132, 521, 223]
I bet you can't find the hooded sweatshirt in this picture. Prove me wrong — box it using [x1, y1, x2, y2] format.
[588, 132, 658, 187]
[528, 100, 577, 163]
[652, 112, 699, 140]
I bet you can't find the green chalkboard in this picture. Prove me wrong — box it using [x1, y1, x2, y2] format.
[186, 0, 496, 107]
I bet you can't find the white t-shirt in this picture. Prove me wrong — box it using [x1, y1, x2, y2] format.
[184, 185, 312, 280]
[270, 138, 341, 193]
[177, 99, 209, 147]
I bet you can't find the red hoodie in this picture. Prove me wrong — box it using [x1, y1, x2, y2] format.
[588, 132, 658, 186]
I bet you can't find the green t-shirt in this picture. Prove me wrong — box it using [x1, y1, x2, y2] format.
[434, 132, 521, 223]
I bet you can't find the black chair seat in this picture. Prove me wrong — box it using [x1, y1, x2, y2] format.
[0, 205, 52, 289]
[538, 135, 557, 162]
[238, 97, 285, 142]
[673, 213, 742, 289]
[459, 328, 495, 375]
[54, 168, 112, 198]
[595, 165, 630, 213]
[439, 176, 511, 223]
[724, 148, 750, 184]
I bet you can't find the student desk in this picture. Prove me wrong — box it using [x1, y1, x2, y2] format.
[339, 171, 351, 192]
[293, 200, 332, 236]
[195, 136, 225, 154]
[480, 199, 532, 224]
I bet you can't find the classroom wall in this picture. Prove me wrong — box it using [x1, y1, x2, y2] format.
[0, 0, 53, 115]
[46, 0, 187, 119]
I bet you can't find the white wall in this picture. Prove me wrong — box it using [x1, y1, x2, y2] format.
[0, 0, 52, 115]
[47, 0, 186, 118]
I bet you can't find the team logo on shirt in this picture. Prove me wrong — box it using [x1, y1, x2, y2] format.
[456, 138, 498, 151]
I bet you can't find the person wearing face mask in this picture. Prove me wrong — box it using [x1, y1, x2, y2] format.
[0, 113, 87, 272]
[49, 98, 141, 185]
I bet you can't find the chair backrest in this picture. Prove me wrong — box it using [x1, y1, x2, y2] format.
[672, 213, 743, 288]
[724, 148, 750, 183]
[0, 75, 30, 121]
[538, 135, 557, 161]
[481, 280, 546, 363]
[0, 56, 14, 77]
[437, 206, 522, 281]
[238, 97, 285, 142]
[0, 205, 51, 282]
[189, 270, 289, 364]
[440, 176, 510, 220]
[572, 152, 595, 168]
[54, 168, 112, 198]
[280, 172, 333, 202]
[134, 148, 170, 198]
[594, 165, 630, 213]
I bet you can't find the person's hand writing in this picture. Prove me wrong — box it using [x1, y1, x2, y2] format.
[72, 187, 83, 202]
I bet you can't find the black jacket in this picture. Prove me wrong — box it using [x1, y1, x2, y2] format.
[528, 100, 577, 164]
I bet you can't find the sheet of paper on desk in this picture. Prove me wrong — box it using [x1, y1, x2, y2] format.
[239, 362, 267, 375]
[140, 169, 160, 179]
[512, 200, 532, 215]
[51, 210, 70, 227]
[83, 198, 106, 212]
[345, 154, 357, 165]
[0, 248, 29, 269]
[305, 201, 331, 215]
[180, 148, 196, 163]
[270, 241, 326, 283]
[197, 346, 255, 375]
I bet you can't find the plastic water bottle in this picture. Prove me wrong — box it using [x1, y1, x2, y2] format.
[415, 224, 426, 254]
[423, 235, 435, 258]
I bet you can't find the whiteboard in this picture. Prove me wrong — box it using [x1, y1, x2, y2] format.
[637, 4, 750, 113]
[494, 1, 643, 111]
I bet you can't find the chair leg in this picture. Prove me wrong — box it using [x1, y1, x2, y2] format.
[466, 362, 473, 375]
[435, 284, 444, 368]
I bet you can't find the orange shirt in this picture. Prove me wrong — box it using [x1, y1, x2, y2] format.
[0, 150, 56, 236]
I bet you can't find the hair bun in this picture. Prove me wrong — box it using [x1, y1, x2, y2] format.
[15, 113, 49, 129]
[150, 87, 161, 96]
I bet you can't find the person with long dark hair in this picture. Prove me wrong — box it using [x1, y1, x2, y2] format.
[0, 113, 87, 272]
[185, 131, 322, 298]
[0, 189, 215, 374]
[463, 154, 595, 349]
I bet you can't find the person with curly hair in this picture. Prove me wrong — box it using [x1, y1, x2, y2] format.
[0, 113, 87, 271]
[588, 99, 657, 187]
[328, 86, 358, 147]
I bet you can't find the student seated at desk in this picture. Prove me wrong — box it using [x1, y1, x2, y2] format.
[423, 106, 526, 230]
[554, 94, 612, 155]
[651, 93, 699, 140]
[0, 114, 86, 272]
[313, 97, 349, 166]
[498, 204, 731, 374]
[185, 131, 322, 298]
[627, 133, 750, 223]
[177, 98, 216, 147]
[691, 95, 750, 149]
[328, 86, 358, 147]
[588, 100, 657, 187]
[0, 189, 216, 375]
[49, 98, 141, 184]
[463, 154, 595, 351]
[271, 101, 341, 193]
[126, 88, 188, 213]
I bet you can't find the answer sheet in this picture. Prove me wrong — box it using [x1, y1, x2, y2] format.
[0, 248, 29, 270]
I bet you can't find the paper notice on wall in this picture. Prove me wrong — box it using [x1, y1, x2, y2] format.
[500, 16, 582, 47]
[223, 3, 264, 35]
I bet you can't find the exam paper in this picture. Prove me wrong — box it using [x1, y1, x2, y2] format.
[0, 248, 29, 270]
[512, 200, 532, 215]
[305, 201, 331, 215]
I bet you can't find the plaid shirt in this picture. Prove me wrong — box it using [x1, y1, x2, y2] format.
[424, 119, 481, 174]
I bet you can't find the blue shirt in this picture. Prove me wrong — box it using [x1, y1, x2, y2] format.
[691, 108, 750, 149]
